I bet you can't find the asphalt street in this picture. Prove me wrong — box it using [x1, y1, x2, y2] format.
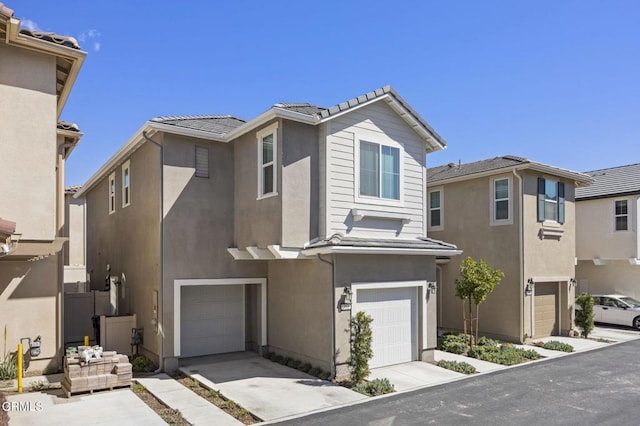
[278, 339, 640, 425]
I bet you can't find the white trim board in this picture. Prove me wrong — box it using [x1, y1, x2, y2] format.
[173, 278, 267, 357]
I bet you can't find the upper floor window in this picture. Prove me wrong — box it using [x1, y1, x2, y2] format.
[537, 178, 565, 224]
[122, 160, 131, 208]
[195, 146, 209, 178]
[428, 189, 443, 230]
[257, 123, 278, 198]
[491, 177, 512, 225]
[359, 141, 400, 200]
[615, 200, 628, 231]
[108, 172, 116, 214]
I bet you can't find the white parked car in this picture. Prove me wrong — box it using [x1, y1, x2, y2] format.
[589, 295, 640, 330]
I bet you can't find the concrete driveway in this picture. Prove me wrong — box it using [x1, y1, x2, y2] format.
[179, 352, 366, 422]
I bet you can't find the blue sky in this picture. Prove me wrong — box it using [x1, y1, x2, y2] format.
[14, 1, 640, 186]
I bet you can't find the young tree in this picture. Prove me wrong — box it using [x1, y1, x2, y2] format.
[575, 293, 595, 338]
[348, 311, 374, 383]
[455, 257, 504, 346]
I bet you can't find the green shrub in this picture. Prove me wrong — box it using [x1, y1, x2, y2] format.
[437, 360, 477, 374]
[348, 311, 374, 383]
[318, 371, 331, 380]
[353, 378, 395, 396]
[0, 353, 17, 380]
[437, 333, 470, 355]
[476, 336, 499, 347]
[575, 293, 595, 338]
[468, 343, 541, 366]
[542, 341, 574, 353]
[308, 367, 321, 377]
[281, 357, 292, 366]
[287, 359, 301, 369]
[130, 355, 157, 373]
[300, 362, 312, 373]
[273, 354, 284, 364]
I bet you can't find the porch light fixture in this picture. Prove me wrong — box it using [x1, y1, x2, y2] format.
[427, 281, 437, 294]
[525, 278, 535, 296]
[339, 287, 352, 311]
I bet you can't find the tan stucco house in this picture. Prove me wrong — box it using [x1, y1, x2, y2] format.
[76, 86, 461, 377]
[427, 156, 592, 342]
[0, 3, 85, 372]
[576, 163, 640, 298]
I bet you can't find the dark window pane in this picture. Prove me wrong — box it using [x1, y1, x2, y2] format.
[496, 200, 509, 220]
[263, 164, 273, 194]
[616, 216, 628, 231]
[430, 210, 441, 227]
[615, 200, 627, 215]
[262, 134, 273, 164]
[430, 191, 440, 208]
[360, 142, 379, 197]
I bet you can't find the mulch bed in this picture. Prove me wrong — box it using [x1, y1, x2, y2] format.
[131, 383, 190, 425]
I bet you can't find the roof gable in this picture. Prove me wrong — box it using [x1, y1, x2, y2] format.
[576, 163, 640, 200]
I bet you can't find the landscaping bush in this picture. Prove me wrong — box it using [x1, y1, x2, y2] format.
[0, 352, 16, 380]
[352, 378, 395, 396]
[130, 355, 157, 373]
[541, 341, 574, 353]
[282, 357, 292, 366]
[437, 360, 476, 375]
[300, 362, 312, 373]
[348, 311, 374, 383]
[468, 343, 541, 366]
[308, 367, 321, 377]
[437, 333, 470, 355]
[575, 293, 595, 338]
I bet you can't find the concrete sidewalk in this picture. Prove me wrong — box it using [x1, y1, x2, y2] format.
[136, 373, 241, 425]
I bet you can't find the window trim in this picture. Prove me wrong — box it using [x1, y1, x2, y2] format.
[428, 187, 443, 231]
[108, 172, 116, 215]
[121, 160, 131, 208]
[537, 177, 565, 224]
[257, 122, 279, 200]
[354, 138, 404, 207]
[614, 199, 629, 232]
[490, 176, 513, 226]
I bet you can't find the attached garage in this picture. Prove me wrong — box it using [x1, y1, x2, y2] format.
[180, 285, 245, 357]
[534, 282, 559, 338]
[355, 286, 418, 368]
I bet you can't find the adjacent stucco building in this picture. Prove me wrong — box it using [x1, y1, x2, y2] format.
[77, 86, 461, 377]
[427, 156, 591, 342]
[575, 163, 640, 298]
[0, 4, 85, 372]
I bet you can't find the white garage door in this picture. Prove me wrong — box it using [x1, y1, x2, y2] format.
[356, 287, 417, 368]
[181, 285, 245, 357]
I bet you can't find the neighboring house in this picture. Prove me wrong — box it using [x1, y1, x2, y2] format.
[0, 4, 85, 372]
[427, 156, 592, 342]
[63, 185, 87, 292]
[575, 163, 640, 299]
[76, 86, 461, 377]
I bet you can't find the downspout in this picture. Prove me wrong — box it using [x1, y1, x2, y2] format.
[513, 169, 526, 341]
[142, 131, 164, 372]
[317, 253, 336, 379]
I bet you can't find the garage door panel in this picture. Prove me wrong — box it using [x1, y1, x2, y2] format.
[181, 285, 244, 357]
[357, 287, 417, 368]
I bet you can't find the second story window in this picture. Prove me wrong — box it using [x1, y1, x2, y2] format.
[359, 141, 400, 200]
[428, 189, 443, 230]
[615, 200, 628, 231]
[257, 123, 278, 198]
[122, 160, 130, 208]
[108, 172, 116, 214]
[491, 177, 512, 225]
[537, 178, 565, 224]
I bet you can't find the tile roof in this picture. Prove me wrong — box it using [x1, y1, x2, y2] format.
[150, 115, 246, 137]
[273, 103, 327, 116]
[0, 217, 16, 237]
[304, 233, 459, 251]
[65, 185, 83, 194]
[428, 155, 591, 185]
[19, 28, 80, 49]
[57, 121, 80, 132]
[575, 163, 640, 200]
[0, 2, 13, 18]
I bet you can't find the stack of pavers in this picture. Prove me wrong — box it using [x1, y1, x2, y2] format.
[61, 347, 132, 397]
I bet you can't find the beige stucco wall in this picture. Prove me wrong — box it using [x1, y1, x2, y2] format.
[0, 257, 61, 373]
[430, 173, 522, 342]
[63, 194, 86, 266]
[333, 254, 437, 378]
[576, 260, 640, 299]
[160, 134, 267, 363]
[267, 259, 332, 371]
[85, 141, 162, 360]
[233, 120, 282, 248]
[0, 43, 57, 240]
[576, 196, 639, 261]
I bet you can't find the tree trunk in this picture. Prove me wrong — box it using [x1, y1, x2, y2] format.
[468, 296, 474, 346]
[475, 304, 480, 344]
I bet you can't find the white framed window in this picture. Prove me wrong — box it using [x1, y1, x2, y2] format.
[615, 200, 628, 231]
[257, 122, 278, 199]
[537, 177, 565, 224]
[356, 140, 403, 205]
[490, 176, 512, 225]
[122, 160, 130, 208]
[428, 188, 443, 231]
[108, 172, 116, 214]
[195, 146, 209, 178]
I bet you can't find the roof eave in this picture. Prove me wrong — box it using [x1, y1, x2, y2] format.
[147, 121, 228, 142]
[224, 108, 316, 141]
[301, 245, 463, 257]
